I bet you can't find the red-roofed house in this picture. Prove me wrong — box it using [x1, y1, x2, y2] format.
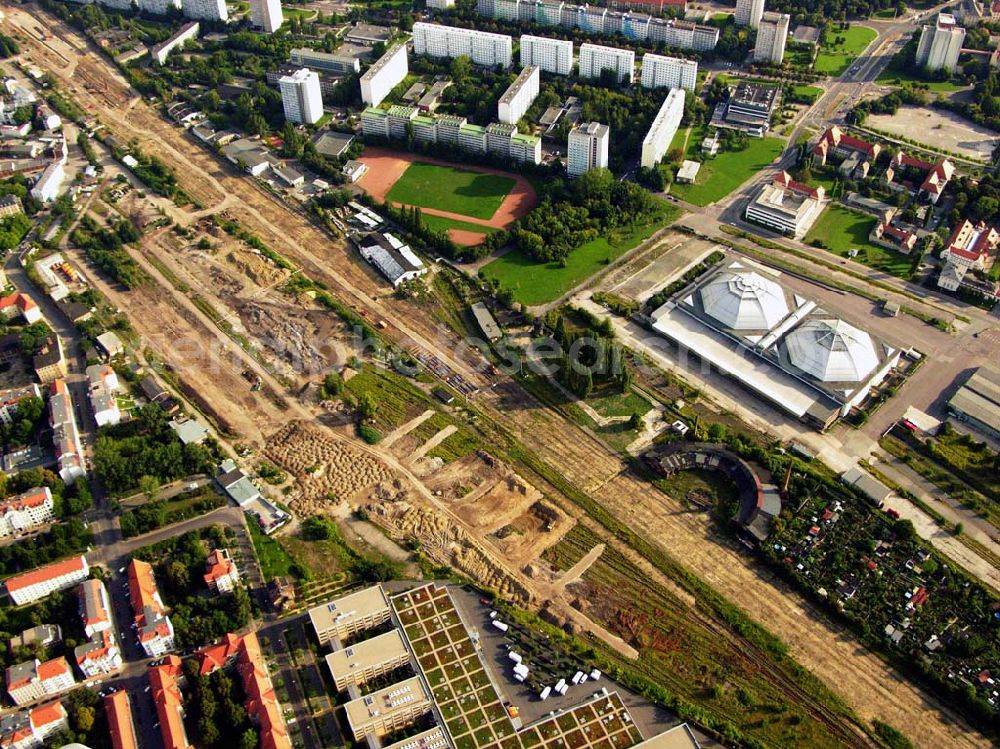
[0, 487, 54, 538]
[812, 126, 880, 165]
[0, 701, 68, 749]
[127, 560, 174, 658]
[870, 221, 918, 253]
[938, 219, 1000, 294]
[889, 153, 954, 204]
[4, 555, 89, 605]
[78, 579, 113, 638]
[104, 690, 139, 749]
[5, 657, 75, 706]
[75, 629, 123, 678]
[204, 548, 240, 593]
[0, 293, 42, 325]
[149, 657, 190, 749]
[237, 633, 292, 749]
[194, 633, 243, 676]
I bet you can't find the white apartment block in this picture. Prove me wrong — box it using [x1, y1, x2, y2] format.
[519, 35, 573, 75]
[136, 0, 181, 14]
[578, 43, 634, 84]
[916, 13, 966, 71]
[567, 121, 609, 177]
[325, 630, 410, 691]
[181, 0, 227, 21]
[753, 12, 789, 64]
[641, 88, 685, 169]
[97, 0, 134, 10]
[75, 631, 123, 678]
[5, 658, 75, 706]
[5, 556, 90, 606]
[279, 68, 324, 125]
[498, 65, 539, 124]
[251, 0, 283, 32]
[50, 380, 85, 485]
[360, 44, 408, 107]
[151, 21, 200, 65]
[412, 23, 513, 69]
[0, 488, 54, 539]
[204, 548, 240, 593]
[640, 53, 697, 92]
[735, 0, 764, 28]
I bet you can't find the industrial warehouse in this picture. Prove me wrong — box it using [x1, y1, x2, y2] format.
[650, 258, 902, 429]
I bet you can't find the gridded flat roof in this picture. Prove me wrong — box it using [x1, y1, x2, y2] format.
[343, 675, 431, 733]
[309, 585, 390, 632]
[325, 629, 407, 676]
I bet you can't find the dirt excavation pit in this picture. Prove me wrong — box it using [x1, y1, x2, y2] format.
[265, 421, 392, 512]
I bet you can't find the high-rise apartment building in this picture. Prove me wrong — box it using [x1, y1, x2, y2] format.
[279, 68, 324, 124]
[498, 65, 540, 124]
[916, 13, 966, 71]
[567, 121, 609, 177]
[735, 0, 764, 28]
[753, 11, 789, 64]
[250, 0, 283, 33]
[578, 43, 635, 83]
[519, 35, 573, 75]
[411, 23, 513, 68]
[640, 53, 697, 91]
[360, 44, 408, 107]
[136, 0, 181, 14]
[641, 88, 685, 169]
[180, 0, 227, 21]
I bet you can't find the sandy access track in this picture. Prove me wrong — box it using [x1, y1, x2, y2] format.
[13, 9, 988, 746]
[357, 147, 537, 243]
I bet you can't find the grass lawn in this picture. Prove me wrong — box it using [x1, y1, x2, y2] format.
[670, 132, 785, 206]
[420, 213, 498, 237]
[875, 68, 969, 92]
[803, 205, 912, 278]
[792, 84, 823, 103]
[246, 515, 296, 578]
[588, 388, 653, 419]
[481, 204, 680, 306]
[386, 162, 515, 221]
[814, 26, 877, 75]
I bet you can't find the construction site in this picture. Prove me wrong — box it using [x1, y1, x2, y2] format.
[5, 5, 994, 748]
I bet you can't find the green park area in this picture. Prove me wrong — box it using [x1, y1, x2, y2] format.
[669, 128, 785, 207]
[481, 204, 679, 306]
[386, 161, 516, 221]
[814, 26, 878, 75]
[875, 68, 969, 92]
[803, 205, 912, 277]
[792, 84, 823, 103]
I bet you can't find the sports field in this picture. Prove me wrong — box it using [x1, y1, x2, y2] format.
[813, 26, 877, 75]
[386, 162, 516, 220]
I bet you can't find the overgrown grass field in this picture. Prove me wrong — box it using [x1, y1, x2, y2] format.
[669, 130, 785, 207]
[803, 205, 912, 278]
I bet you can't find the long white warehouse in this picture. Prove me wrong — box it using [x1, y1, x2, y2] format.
[412, 22, 513, 69]
[578, 43, 634, 84]
[519, 34, 573, 75]
[360, 43, 408, 107]
[498, 65, 539, 124]
[641, 88, 685, 169]
[640, 53, 697, 92]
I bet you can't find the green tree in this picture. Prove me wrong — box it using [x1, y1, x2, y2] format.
[239, 729, 258, 749]
[358, 392, 378, 421]
[139, 474, 161, 502]
[72, 706, 95, 733]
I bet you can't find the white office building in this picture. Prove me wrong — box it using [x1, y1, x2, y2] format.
[519, 35, 573, 75]
[578, 43, 634, 83]
[753, 12, 789, 64]
[567, 121, 609, 177]
[735, 0, 765, 28]
[279, 68, 324, 125]
[412, 23, 513, 69]
[498, 65, 539, 124]
[181, 0, 227, 21]
[640, 53, 697, 92]
[641, 88, 685, 169]
[251, 0, 283, 33]
[916, 13, 966, 71]
[360, 44, 408, 107]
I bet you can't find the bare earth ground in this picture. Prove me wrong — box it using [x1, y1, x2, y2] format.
[356, 147, 538, 245]
[865, 105, 998, 162]
[11, 8, 990, 747]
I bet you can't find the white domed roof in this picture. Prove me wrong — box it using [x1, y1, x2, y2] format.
[700, 270, 789, 330]
[785, 319, 878, 382]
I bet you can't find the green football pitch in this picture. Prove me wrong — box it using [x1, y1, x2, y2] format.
[385, 161, 516, 221]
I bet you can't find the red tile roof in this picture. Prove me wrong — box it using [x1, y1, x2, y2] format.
[36, 656, 70, 682]
[194, 633, 243, 676]
[237, 633, 291, 749]
[80, 579, 110, 628]
[0, 293, 36, 316]
[4, 555, 87, 593]
[149, 657, 189, 749]
[105, 690, 138, 749]
[29, 701, 65, 729]
[203, 549, 235, 586]
[127, 559, 165, 622]
[774, 170, 821, 198]
[0, 488, 50, 514]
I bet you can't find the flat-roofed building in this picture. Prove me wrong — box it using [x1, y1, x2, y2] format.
[745, 171, 825, 238]
[361, 107, 390, 139]
[412, 23, 513, 68]
[947, 367, 1000, 440]
[382, 726, 448, 749]
[104, 691, 139, 749]
[735, 0, 764, 27]
[641, 88, 685, 169]
[917, 13, 966, 71]
[578, 43, 635, 83]
[361, 44, 408, 107]
[630, 723, 702, 749]
[309, 585, 392, 645]
[151, 21, 200, 66]
[279, 68, 323, 125]
[640, 53, 696, 91]
[344, 676, 432, 741]
[520, 35, 573, 75]
[5, 555, 89, 606]
[180, 0, 227, 22]
[567, 121, 609, 177]
[325, 629, 410, 691]
[754, 12, 789, 64]
[498, 65, 540, 124]
[718, 81, 778, 136]
[250, 0, 283, 33]
[8, 625, 61, 653]
[289, 47, 361, 74]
